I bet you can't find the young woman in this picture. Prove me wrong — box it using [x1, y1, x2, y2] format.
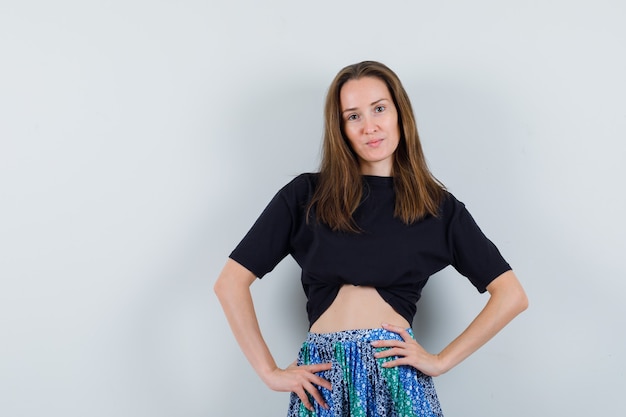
[214, 61, 528, 416]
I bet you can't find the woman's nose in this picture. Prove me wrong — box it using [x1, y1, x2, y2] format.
[363, 116, 377, 134]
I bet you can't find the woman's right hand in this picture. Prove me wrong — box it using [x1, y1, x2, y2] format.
[263, 361, 332, 411]
[215, 260, 331, 411]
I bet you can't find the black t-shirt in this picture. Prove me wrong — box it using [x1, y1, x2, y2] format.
[230, 173, 511, 328]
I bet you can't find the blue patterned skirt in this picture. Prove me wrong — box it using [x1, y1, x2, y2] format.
[287, 328, 443, 417]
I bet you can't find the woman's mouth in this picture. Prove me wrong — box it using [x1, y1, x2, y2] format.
[366, 139, 384, 147]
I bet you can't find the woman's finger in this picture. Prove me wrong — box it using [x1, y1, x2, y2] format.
[380, 357, 410, 368]
[310, 372, 332, 391]
[371, 339, 404, 348]
[381, 322, 413, 342]
[305, 362, 333, 373]
[303, 381, 329, 410]
[294, 387, 314, 411]
[284, 361, 332, 405]
[373, 347, 403, 358]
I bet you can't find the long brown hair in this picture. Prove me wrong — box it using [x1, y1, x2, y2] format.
[308, 61, 445, 232]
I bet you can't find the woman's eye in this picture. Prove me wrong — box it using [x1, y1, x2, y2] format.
[375, 105, 385, 113]
[347, 114, 358, 121]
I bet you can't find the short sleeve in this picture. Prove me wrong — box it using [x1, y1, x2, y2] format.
[228, 176, 311, 278]
[229, 187, 294, 278]
[447, 196, 512, 292]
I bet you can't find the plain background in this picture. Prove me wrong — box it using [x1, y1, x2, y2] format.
[1, 1, 625, 416]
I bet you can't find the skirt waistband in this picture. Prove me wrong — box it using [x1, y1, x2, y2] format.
[305, 327, 413, 344]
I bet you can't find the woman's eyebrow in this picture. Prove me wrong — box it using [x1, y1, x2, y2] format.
[342, 98, 388, 114]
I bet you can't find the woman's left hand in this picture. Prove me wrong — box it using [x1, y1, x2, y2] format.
[370, 323, 446, 377]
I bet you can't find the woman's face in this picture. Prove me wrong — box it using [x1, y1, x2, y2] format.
[340, 76, 400, 176]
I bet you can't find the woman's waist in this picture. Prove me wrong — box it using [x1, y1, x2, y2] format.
[309, 284, 410, 333]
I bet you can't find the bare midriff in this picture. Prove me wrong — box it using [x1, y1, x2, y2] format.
[309, 284, 410, 333]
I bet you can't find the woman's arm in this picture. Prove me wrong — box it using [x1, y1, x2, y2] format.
[371, 270, 528, 376]
[213, 259, 332, 411]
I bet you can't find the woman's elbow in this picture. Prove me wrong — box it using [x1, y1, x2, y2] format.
[515, 287, 529, 314]
[213, 276, 227, 299]
[213, 259, 256, 301]
[506, 276, 529, 316]
[488, 270, 529, 315]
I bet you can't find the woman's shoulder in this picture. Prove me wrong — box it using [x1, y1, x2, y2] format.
[438, 190, 467, 218]
[282, 172, 319, 190]
[276, 172, 319, 203]
[291, 172, 320, 185]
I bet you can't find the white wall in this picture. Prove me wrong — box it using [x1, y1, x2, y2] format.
[1, 1, 624, 416]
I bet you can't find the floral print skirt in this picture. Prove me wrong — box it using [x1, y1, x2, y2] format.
[287, 328, 443, 417]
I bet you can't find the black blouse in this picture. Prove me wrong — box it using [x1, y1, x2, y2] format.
[230, 173, 511, 328]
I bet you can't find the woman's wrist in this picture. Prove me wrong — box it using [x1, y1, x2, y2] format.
[432, 353, 452, 376]
[258, 363, 280, 385]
